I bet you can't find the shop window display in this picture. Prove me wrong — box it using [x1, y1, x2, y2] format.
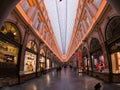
[83, 57, 88, 71]
[38, 56, 45, 71]
[0, 22, 20, 64]
[0, 22, 21, 78]
[111, 52, 120, 73]
[90, 38, 108, 73]
[26, 41, 37, 52]
[0, 40, 18, 64]
[0, 22, 20, 43]
[46, 59, 50, 69]
[82, 47, 91, 71]
[24, 51, 36, 74]
[91, 55, 106, 72]
[38, 49, 45, 71]
[24, 41, 37, 74]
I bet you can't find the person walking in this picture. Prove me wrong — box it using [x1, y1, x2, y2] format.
[94, 83, 101, 90]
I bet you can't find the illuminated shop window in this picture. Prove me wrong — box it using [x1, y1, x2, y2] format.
[24, 40, 38, 74]
[46, 59, 50, 69]
[111, 52, 120, 73]
[0, 40, 19, 64]
[40, 49, 45, 56]
[90, 38, 108, 73]
[26, 41, 37, 52]
[24, 51, 37, 74]
[1, 22, 20, 43]
[38, 49, 45, 71]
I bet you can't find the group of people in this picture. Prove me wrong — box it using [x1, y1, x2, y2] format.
[56, 66, 62, 72]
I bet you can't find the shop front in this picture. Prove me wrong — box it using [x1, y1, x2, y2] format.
[46, 59, 50, 70]
[37, 49, 45, 76]
[82, 47, 90, 74]
[90, 38, 109, 82]
[105, 16, 120, 82]
[0, 22, 21, 86]
[24, 51, 36, 74]
[21, 40, 38, 81]
[52, 62, 55, 69]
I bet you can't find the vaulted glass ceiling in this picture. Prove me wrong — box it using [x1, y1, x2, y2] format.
[44, 0, 78, 55]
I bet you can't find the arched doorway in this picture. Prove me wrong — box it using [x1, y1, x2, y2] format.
[90, 38, 106, 72]
[105, 16, 120, 75]
[0, 22, 21, 83]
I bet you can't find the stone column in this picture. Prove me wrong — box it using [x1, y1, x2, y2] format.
[0, 0, 20, 28]
[19, 27, 30, 76]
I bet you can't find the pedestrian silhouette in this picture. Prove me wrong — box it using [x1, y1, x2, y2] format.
[94, 83, 101, 90]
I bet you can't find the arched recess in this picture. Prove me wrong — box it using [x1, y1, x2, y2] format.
[1, 21, 21, 43]
[82, 47, 90, 72]
[38, 49, 46, 71]
[105, 16, 120, 41]
[0, 21, 21, 78]
[90, 38, 106, 72]
[24, 40, 38, 74]
[105, 16, 120, 74]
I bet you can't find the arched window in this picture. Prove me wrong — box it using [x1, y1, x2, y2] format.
[106, 16, 120, 40]
[24, 41, 38, 74]
[38, 49, 46, 71]
[90, 38, 106, 72]
[90, 38, 102, 54]
[106, 16, 120, 74]
[40, 49, 45, 56]
[26, 40, 37, 52]
[82, 47, 91, 71]
[0, 22, 21, 43]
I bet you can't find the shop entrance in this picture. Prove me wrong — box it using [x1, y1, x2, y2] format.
[0, 22, 21, 83]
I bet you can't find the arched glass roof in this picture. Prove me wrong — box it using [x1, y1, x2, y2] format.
[44, 0, 78, 55]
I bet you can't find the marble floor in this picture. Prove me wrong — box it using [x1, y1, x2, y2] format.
[0, 68, 120, 90]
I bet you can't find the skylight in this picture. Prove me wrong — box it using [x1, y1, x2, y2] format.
[44, 0, 78, 55]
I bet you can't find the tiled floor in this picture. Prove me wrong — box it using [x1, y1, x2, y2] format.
[0, 68, 120, 90]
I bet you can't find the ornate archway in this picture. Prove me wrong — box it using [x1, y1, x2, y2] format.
[90, 38, 105, 72]
[105, 16, 120, 74]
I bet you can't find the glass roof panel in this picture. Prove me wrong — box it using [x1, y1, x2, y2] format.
[44, 0, 78, 55]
